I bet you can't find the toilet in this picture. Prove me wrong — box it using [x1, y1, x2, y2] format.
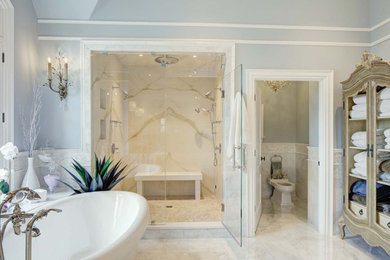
[268, 178, 295, 206]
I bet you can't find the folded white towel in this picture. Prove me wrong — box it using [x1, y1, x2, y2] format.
[354, 151, 366, 162]
[349, 110, 366, 119]
[353, 95, 366, 105]
[380, 172, 390, 182]
[386, 138, 390, 144]
[379, 112, 390, 118]
[378, 100, 390, 112]
[378, 88, 390, 100]
[386, 144, 390, 150]
[354, 162, 367, 169]
[351, 131, 366, 140]
[352, 138, 385, 148]
[352, 104, 366, 111]
[351, 131, 385, 141]
[385, 129, 390, 137]
[351, 167, 366, 176]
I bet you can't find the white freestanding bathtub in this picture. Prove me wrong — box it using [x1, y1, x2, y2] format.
[3, 191, 149, 260]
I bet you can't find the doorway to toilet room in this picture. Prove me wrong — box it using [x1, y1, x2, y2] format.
[246, 69, 334, 237]
[255, 80, 320, 232]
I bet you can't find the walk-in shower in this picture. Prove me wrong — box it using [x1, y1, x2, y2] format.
[91, 51, 225, 224]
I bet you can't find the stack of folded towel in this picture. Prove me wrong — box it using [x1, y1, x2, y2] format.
[352, 151, 367, 177]
[378, 88, 390, 117]
[351, 129, 385, 148]
[352, 150, 390, 177]
[350, 94, 366, 119]
[384, 129, 390, 149]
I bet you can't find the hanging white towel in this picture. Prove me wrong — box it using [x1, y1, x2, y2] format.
[227, 92, 250, 164]
[378, 88, 390, 100]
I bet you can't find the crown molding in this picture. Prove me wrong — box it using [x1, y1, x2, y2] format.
[37, 17, 390, 33]
[37, 36, 371, 47]
[38, 18, 371, 32]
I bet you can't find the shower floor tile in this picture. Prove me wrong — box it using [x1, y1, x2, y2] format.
[147, 186, 223, 223]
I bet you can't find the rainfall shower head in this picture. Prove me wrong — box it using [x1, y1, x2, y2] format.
[112, 86, 129, 98]
[154, 55, 179, 68]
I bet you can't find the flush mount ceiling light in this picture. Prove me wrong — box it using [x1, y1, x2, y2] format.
[265, 80, 290, 92]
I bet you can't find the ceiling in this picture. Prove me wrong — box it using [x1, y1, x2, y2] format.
[92, 52, 225, 78]
[32, 0, 100, 19]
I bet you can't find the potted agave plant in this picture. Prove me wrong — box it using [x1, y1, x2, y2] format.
[61, 154, 128, 193]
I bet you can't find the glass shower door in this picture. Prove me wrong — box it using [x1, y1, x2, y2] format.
[222, 64, 244, 246]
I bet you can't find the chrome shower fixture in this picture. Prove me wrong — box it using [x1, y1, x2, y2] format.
[154, 55, 179, 68]
[112, 86, 129, 98]
[204, 88, 224, 98]
[194, 106, 210, 113]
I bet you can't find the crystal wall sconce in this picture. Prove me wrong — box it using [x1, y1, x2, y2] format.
[45, 52, 69, 100]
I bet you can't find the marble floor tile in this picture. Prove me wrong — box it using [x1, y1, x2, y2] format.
[137, 198, 390, 260]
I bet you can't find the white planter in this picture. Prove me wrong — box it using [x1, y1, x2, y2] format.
[21, 157, 40, 189]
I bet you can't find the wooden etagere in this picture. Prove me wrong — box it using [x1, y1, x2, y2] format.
[339, 52, 390, 254]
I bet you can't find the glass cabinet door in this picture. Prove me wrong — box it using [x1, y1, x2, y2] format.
[373, 82, 390, 234]
[345, 82, 369, 221]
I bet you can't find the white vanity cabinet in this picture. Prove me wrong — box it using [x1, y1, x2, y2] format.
[339, 52, 390, 254]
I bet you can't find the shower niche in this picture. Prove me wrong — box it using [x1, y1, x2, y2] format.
[91, 51, 226, 224]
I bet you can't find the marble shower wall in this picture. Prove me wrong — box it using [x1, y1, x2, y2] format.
[125, 67, 221, 196]
[91, 53, 129, 164]
[91, 54, 223, 198]
[261, 143, 308, 200]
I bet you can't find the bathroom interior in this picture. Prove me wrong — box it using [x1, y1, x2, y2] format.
[91, 51, 226, 224]
[256, 80, 321, 229]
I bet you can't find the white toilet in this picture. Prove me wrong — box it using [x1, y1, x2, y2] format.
[268, 178, 295, 206]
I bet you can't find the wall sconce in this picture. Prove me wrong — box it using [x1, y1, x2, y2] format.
[45, 52, 69, 100]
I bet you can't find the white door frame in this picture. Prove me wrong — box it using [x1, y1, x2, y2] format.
[0, 0, 14, 153]
[246, 69, 334, 237]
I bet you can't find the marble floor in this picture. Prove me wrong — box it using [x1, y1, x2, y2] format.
[147, 186, 222, 223]
[137, 198, 390, 259]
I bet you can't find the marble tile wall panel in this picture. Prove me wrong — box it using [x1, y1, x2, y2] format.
[91, 59, 223, 197]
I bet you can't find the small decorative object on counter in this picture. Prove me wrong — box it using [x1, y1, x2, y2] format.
[0, 169, 9, 194]
[44, 174, 59, 192]
[0, 142, 19, 192]
[61, 154, 132, 193]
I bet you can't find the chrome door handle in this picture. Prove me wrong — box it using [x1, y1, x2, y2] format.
[233, 145, 241, 170]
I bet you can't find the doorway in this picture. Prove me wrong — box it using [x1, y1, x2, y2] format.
[246, 69, 334, 237]
[0, 0, 14, 169]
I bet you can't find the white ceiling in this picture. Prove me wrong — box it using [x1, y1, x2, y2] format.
[32, 0, 100, 19]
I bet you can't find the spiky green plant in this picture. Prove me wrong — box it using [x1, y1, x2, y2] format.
[61, 154, 127, 193]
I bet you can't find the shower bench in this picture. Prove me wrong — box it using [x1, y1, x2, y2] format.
[134, 171, 203, 200]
